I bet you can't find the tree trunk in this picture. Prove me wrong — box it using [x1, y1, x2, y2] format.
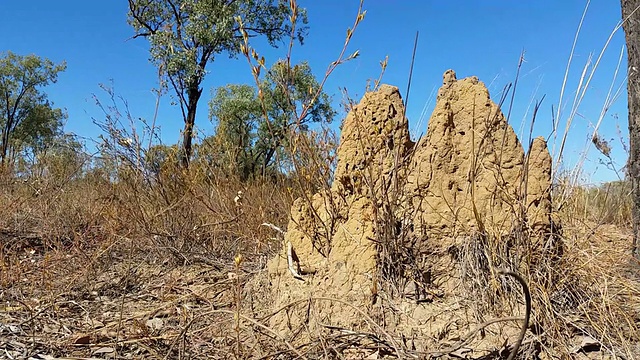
[181, 84, 203, 168]
[0, 128, 9, 166]
[622, 0, 640, 259]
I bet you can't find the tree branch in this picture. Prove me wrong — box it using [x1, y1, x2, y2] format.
[128, 0, 160, 36]
[131, 32, 152, 39]
[167, 73, 187, 121]
[167, 0, 184, 43]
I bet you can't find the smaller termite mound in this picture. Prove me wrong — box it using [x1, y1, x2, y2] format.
[265, 84, 413, 334]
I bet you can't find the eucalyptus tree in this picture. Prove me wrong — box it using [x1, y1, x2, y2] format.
[127, 0, 308, 168]
[207, 60, 335, 180]
[0, 51, 67, 167]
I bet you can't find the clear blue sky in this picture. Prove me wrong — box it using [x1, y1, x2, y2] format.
[0, 0, 629, 184]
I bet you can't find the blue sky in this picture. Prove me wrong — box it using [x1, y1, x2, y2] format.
[0, 0, 629, 184]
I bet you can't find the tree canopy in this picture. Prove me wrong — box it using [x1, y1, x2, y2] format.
[127, 0, 308, 167]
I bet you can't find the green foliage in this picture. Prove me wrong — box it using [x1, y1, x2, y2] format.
[127, 0, 308, 167]
[13, 104, 66, 155]
[0, 51, 67, 166]
[205, 84, 261, 177]
[128, 0, 307, 81]
[257, 60, 336, 170]
[207, 60, 336, 180]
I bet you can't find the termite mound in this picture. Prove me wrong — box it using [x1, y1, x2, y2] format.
[257, 70, 560, 354]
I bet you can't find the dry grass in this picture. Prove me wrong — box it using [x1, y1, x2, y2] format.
[2, 129, 639, 359]
[0, 159, 297, 359]
[559, 178, 633, 228]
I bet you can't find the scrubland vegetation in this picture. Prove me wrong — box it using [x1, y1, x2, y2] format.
[1, 1, 639, 359]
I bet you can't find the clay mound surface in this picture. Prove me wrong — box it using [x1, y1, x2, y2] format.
[405, 69, 552, 246]
[266, 84, 413, 333]
[263, 70, 556, 348]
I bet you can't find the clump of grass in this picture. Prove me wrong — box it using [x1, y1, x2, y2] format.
[558, 178, 632, 228]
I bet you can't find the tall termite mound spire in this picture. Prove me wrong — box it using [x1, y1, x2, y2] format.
[405, 69, 553, 242]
